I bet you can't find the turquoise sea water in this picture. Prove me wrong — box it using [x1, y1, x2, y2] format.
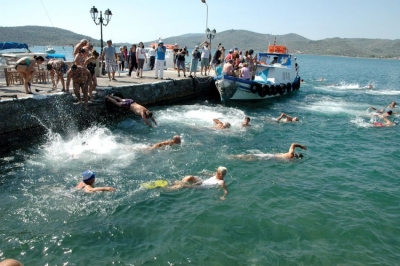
[1, 55, 400, 265]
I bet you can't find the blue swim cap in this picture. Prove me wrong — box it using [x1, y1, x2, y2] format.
[81, 170, 95, 182]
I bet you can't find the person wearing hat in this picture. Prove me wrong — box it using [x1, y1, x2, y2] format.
[155, 40, 166, 79]
[101, 39, 118, 81]
[225, 49, 234, 63]
[75, 170, 115, 193]
[169, 166, 228, 200]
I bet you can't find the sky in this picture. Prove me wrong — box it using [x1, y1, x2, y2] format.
[2, 0, 400, 44]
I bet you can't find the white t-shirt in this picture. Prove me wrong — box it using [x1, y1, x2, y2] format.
[201, 176, 223, 187]
[201, 46, 210, 59]
[136, 47, 146, 59]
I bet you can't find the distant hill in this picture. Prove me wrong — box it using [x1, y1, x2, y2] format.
[1, 26, 399, 59]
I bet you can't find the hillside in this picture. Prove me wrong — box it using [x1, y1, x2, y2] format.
[1, 26, 399, 58]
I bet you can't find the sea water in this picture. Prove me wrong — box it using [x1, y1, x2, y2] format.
[1, 55, 400, 265]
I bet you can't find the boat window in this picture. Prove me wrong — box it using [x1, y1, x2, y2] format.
[258, 55, 268, 64]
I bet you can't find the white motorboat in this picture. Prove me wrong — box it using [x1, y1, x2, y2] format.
[45, 46, 56, 54]
[215, 41, 301, 101]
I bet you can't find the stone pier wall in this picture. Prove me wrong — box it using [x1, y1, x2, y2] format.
[0, 77, 216, 153]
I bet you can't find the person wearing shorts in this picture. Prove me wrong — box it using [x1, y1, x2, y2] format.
[102, 40, 118, 81]
[200, 40, 210, 76]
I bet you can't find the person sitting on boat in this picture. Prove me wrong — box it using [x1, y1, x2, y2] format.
[230, 143, 307, 160]
[47, 59, 69, 92]
[105, 94, 157, 127]
[276, 113, 299, 122]
[168, 166, 228, 200]
[84, 50, 100, 100]
[215, 61, 222, 76]
[239, 62, 250, 80]
[15, 55, 45, 94]
[271, 56, 278, 64]
[150, 135, 181, 149]
[75, 170, 115, 193]
[66, 64, 91, 110]
[213, 118, 231, 129]
[225, 49, 234, 63]
[242, 116, 251, 127]
[372, 115, 396, 127]
[223, 59, 235, 76]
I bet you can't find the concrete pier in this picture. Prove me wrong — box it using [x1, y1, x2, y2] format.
[0, 70, 217, 153]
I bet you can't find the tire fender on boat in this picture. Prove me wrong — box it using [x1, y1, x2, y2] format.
[250, 82, 258, 94]
[270, 85, 277, 95]
[257, 84, 269, 98]
[286, 82, 292, 92]
[279, 84, 286, 95]
[292, 81, 298, 91]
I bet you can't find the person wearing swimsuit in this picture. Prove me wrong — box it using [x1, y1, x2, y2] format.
[105, 94, 157, 127]
[169, 166, 228, 200]
[84, 50, 100, 100]
[75, 170, 115, 193]
[231, 143, 307, 160]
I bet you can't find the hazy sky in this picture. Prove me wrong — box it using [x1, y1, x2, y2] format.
[2, 0, 399, 43]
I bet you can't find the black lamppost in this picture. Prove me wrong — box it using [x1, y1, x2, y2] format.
[206, 28, 217, 53]
[89, 6, 112, 75]
[201, 1, 216, 53]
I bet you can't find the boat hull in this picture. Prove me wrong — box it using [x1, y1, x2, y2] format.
[215, 75, 301, 101]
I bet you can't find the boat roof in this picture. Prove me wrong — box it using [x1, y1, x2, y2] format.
[0, 42, 29, 50]
[259, 52, 291, 57]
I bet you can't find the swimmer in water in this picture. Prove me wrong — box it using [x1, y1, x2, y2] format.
[230, 143, 307, 160]
[150, 135, 181, 149]
[373, 115, 396, 127]
[242, 116, 251, 127]
[276, 113, 299, 122]
[368, 84, 373, 89]
[387, 101, 396, 108]
[168, 166, 228, 200]
[75, 170, 115, 192]
[368, 107, 396, 116]
[213, 118, 231, 129]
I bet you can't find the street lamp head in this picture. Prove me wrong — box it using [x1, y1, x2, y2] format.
[104, 9, 112, 22]
[201, 0, 206, 3]
[212, 29, 217, 35]
[89, 6, 98, 21]
[206, 28, 210, 34]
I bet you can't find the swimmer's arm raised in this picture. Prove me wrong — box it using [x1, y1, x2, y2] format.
[288, 143, 307, 154]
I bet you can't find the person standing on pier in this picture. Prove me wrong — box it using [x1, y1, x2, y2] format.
[66, 64, 91, 110]
[154, 41, 166, 79]
[15, 55, 45, 94]
[47, 59, 69, 92]
[148, 45, 156, 70]
[102, 39, 118, 81]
